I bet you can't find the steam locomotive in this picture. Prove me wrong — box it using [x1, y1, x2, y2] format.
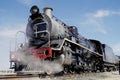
[10, 5, 119, 74]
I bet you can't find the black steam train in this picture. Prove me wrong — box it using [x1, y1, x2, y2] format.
[10, 6, 119, 73]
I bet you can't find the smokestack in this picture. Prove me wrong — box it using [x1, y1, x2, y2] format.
[43, 7, 53, 18]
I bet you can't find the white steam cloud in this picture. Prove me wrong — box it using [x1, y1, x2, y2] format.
[14, 50, 63, 74]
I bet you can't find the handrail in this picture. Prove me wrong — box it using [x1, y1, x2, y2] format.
[15, 31, 26, 51]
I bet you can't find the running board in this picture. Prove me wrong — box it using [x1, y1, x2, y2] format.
[52, 38, 102, 57]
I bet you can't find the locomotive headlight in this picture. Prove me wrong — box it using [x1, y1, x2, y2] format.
[11, 54, 20, 61]
[11, 54, 15, 59]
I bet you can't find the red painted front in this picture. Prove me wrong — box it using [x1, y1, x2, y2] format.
[10, 47, 52, 62]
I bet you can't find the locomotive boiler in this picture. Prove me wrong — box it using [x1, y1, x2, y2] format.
[10, 5, 119, 74]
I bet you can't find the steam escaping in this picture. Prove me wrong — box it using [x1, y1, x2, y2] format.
[15, 50, 63, 74]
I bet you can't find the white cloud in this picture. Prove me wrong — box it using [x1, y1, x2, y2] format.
[93, 10, 120, 18]
[0, 28, 18, 38]
[112, 43, 120, 54]
[111, 11, 120, 15]
[93, 10, 110, 18]
[0, 24, 25, 38]
[84, 17, 107, 34]
[80, 11, 107, 34]
[18, 0, 33, 5]
[79, 10, 120, 34]
[17, 0, 42, 6]
[17, 0, 44, 7]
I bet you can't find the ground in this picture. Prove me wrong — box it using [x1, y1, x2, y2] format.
[1, 71, 120, 80]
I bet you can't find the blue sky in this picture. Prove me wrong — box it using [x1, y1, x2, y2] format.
[0, 0, 120, 69]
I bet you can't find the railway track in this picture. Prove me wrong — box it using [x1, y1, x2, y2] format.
[0, 71, 119, 80]
[0, 70, 50, 79]
[0, 74, 39, 79]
